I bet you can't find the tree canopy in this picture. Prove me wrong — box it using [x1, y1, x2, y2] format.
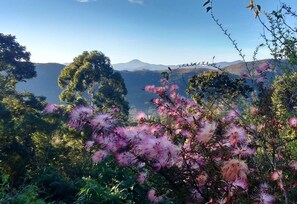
[58, 51, 129, 117]
[0, 33, 36, 82]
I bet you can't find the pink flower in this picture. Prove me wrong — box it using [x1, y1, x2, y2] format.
[135, 112, 147, 121]
[137, 172, 147, 184]
[85, 141, 94, 148]
[155, 87, 165, 95]
[152, 98, 161, 105]
[233, 178, 248, 190]
[115, 152, 137, 166]
[89, 114, 115, 130]
[92, 150, 108, 164]
[224, 125, 247, 146]
[196, 121, 217, 143]
[259, 192, 276, 204]
[144, 85, 156, 93]
[221, 159, 249, 181]
[232, 147, 255, 157]
[270, 170, 282, 181]
[289, 117, 297, 128]
[147, 189, 163, 203]
[226, 109, 240, 121]
[169, 84, 179, 92]
[69, 106, 93, 130]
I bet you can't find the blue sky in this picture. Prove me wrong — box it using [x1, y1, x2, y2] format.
[1, 0, 296, 65]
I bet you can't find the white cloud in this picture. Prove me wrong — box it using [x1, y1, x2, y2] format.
[128, 0, 144, 5]
[77, 0, 96, 3]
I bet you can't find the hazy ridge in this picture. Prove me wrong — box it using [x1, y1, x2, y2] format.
[17, 59, 284, 111]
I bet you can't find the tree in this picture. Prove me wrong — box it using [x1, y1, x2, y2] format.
[187, 71, 253, 108]
[0, 33, 50, 188]
[58, 51, 129, 118]
[0, 33, 36, 82]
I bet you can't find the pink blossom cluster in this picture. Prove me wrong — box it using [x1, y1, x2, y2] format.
[92, 124, 181, 169]
[63, 80, 296, 203]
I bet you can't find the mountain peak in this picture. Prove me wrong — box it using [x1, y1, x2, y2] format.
[129, 59, 143, 63]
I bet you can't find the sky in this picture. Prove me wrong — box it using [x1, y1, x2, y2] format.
[1, 0, 296, 65]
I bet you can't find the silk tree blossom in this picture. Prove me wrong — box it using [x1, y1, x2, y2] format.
[145, 85, 156, 93]
[232, 178, 248, 190]
[68, 106, 93, 130]
[258, 192, 276, 204]
[92, 150, 108, 164]
[65, 77, 296, 203]
[135, 111, 147, 121]
[224, 124, 247, 146]
[270, 170, 282, 181]
[183, 151, 205, 170]
[134, 135, 181, 169]
[226, 109, 241, 122]
[89, 113, 115, 130]
[115, 152, 137, 166]
[93, 133, 118, 152]
[147, 189, 163, 204]
[221, 159, 249, 181]
[85, 140, 94, 149]
[289, 117, 297, 129]
[155, 87, 165, 95]
[152, 98, 161, 105]
[232, 146, 255, 157]
[196, 121, 217, 143]
[137, 172, 147, 184]
[169, 84, 179, 92]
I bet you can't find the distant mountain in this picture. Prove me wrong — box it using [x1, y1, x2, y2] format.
[223, 59, 297, 75]
[215, 60, 243, 68]
[16, 63, 65, 104]
[112, 59, 242, 71]
[113, 59, 168, 71]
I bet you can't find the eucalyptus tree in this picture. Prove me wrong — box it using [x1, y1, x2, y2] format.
[58, 51, 129, 119]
